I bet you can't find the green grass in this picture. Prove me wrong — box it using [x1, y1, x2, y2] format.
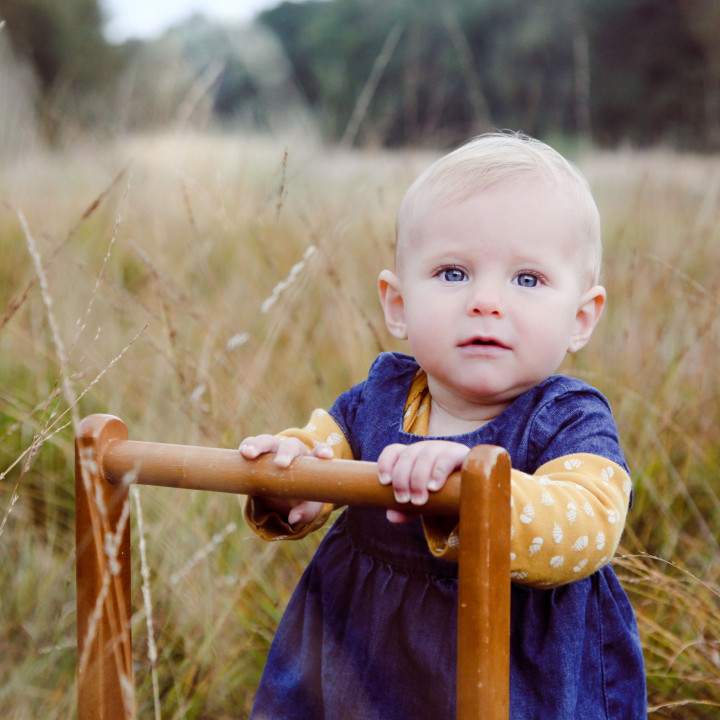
[1, 132, 719, 717]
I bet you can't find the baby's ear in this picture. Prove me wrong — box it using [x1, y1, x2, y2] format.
[568, 285, 606, 353]
[378, 270, 408, 340]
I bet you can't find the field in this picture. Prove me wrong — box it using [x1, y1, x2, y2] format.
[1, 132, 719, 718]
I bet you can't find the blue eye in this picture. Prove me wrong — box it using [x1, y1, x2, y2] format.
[440, 267, 467, 282]
[515, 273, 539, 288]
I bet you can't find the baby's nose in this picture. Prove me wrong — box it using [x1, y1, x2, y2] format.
[468, 283, 504, 316]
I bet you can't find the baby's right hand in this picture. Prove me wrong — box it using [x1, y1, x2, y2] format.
[239, 434, 331, 525]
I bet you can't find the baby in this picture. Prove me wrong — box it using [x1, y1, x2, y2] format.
[240, 133, 647, 719]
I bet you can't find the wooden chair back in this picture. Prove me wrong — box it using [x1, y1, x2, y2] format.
[75, 413, 511, 720]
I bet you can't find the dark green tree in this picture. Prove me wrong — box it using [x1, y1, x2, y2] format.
[582, 0, 706, 148]
[261, 0, 582, 147]
[0, 0, 120, 137]
[677, 0, 720, 148]
[258, 1, 326, 106]
[1, 0, 714, 148]
[259, 0, 715, 149]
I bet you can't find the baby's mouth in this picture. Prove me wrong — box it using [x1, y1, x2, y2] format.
[460, 337, 509, 350]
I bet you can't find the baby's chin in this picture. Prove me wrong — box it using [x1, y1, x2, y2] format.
[435, 373, 557, 414]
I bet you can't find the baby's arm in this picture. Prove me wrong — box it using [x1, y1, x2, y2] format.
[377, 440, 631, 586]
[422, 453, 631, 587]
[507, 454, 630, 585]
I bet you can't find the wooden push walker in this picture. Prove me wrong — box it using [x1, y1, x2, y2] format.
[75, 414, 511, 720]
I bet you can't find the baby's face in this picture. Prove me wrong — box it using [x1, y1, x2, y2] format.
[385, 179, 603, 419]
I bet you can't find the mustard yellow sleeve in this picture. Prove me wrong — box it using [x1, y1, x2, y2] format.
[243, 409, 354, 541]
[423, 453, 631, 587]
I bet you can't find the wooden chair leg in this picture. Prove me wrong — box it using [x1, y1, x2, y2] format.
[75, 415, 135, 720]
[457, 445, 511, 720]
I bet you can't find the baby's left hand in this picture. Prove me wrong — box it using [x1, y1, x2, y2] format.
[377, 441, 470, 524]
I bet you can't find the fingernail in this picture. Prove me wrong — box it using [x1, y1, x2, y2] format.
[379, 472, 391, 485]
[394, 490, 410, 504]
[428, 479, 441, 491]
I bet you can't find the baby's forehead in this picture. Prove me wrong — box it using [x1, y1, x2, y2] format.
[398, 175, 574, 243]
[409, 166, 574, 211]
[395, 176, 600, 281]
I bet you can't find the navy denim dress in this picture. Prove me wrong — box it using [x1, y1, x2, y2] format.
[250, 353, 646, 720]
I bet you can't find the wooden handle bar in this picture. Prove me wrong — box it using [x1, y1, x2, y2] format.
[101, 428, 461, 516]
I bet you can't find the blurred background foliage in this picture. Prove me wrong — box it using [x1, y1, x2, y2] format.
[1, 0, 720, 149]
[2, 1, 720, 717]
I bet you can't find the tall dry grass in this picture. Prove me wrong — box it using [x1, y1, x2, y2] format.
[1, 132, 719, 718]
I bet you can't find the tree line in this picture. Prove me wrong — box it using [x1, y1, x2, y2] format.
[1, 0, 719, 149]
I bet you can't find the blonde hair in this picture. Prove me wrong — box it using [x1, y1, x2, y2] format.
[396, 132, 602, 286]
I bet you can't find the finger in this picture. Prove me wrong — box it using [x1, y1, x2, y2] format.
[427, 445, 470, 491]
[407, 450, 437, 506]
[377, 444, 406, 486]
[274, 437, 309, 467]
[239, 434, 277, 459]
[387, 448, 417, 505]
[239, 443, 258, 459]
[311, 443, 335, 460]
[386, 508, 416, 524]
[288, 501, 324, 525]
